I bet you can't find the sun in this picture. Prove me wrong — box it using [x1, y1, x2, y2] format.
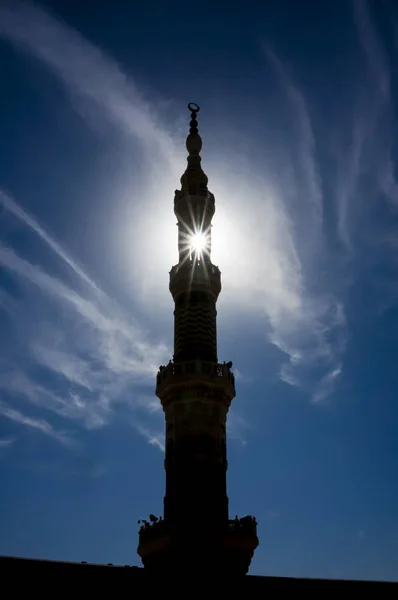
[190, 232, 207, 255]
[176, 222, 212, 262]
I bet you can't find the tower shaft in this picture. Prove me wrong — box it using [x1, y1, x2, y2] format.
[138, 104, 258, 576]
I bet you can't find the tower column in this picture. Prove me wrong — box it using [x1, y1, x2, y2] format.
[137, 104, 258, 576]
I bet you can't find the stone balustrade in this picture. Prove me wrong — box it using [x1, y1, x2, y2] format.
[170, 261, 220, 278]
[227, 516, 258, 537]
[156, 360, 235, 395]
[169, 260, 221, 298]
[138, 518, 169, 545]
[138, 515, 257, 546]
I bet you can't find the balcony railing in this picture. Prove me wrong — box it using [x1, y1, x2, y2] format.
[156, 360, 235, 392]
[170, 262, 220, 278]
[138, 517, 169, 546]
[138, 515, 257, 547]
[227, 516, 258, 538]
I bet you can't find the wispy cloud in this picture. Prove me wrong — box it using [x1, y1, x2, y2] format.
[210, 163, 346, 402]
[0, 437, 16, 448]
[279, 365, 300, 388]
[335, 121, 364, 250]
[240, 48, 346, 400]
[228, 412, 250, 447]
[0, 0, 174, 450]
[0, 365, 108, 430]
[335, 0, 395, 250]
[184, 45, 339, 403]
[0, 0, 182, 310]
[0, 0, 348, 414]
[0, 191, 99, 291]
[0, 239, 168, 377]
[133, 424, 165, 452]
[133, 395, 163, 415]
[0, 192, 169, 443]
[353, 0, 390, 100]
[0, 0, 180, 171]
[264, 47, 323, 229]
[233, 368, 253, 385]
[0, 401, 73, 446]
[312, 363, 343, 404]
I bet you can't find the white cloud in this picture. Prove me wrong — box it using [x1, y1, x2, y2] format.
[0, 401, 73, 446]
[336, 0, 395, 249]
[335, 121, 364, 250]
[280, 365, 300, 388]
[133, 424, 165, 452]
[0, 365, 108, 430]
[0, 1, 180, 172]
[0, 190, 169, 443]
[0, 241, 168, 376]
[0, 287, 18, 319]
[133, 395, 163, 415]
[0, 241, 168, 433]
[264, 47, 323, 229]
[31, 343, 96, 392]
[233, 368, 253, 385]
[353, 0, 390, 100]
[380, 158, 398, 207]
[228, 412, 250, 447]
[312, 364, 343, 404]
[0, 191, 99, 292]
[0, 0, 347, 409]
[209, 166, 346, 402]
[0, 437, 16, 447]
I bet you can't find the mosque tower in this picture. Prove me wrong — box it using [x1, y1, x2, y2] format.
[137, 104, 258, 576]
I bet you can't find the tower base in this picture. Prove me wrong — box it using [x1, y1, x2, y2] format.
[138, 517, 258, 576]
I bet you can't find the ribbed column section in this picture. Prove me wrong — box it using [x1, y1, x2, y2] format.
[174, 290, 217, 363]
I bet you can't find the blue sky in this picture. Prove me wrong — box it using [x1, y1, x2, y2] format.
[0, 0, 398, 581]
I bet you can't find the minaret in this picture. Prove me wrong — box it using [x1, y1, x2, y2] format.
[138, 104, 258, 576]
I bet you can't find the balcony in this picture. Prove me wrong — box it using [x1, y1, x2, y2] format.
[170, 261, 220, 279]
[169, 260, 221, 298]
[174, 188, 216, 213]
[138, 518, 169, 546]
[227, 516, 258, 538]
[156, 360, 236, 401]
[138, 518, 172, 563]
[137, 515, 258, 574]
[138, 515, 257, 546]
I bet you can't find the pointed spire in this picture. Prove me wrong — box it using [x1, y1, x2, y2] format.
[180, 103, 209, 195]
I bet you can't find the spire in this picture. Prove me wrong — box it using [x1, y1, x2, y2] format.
[180, 103, 209, 195]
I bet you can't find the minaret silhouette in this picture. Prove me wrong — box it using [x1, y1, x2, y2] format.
[138, 104, 258, 576]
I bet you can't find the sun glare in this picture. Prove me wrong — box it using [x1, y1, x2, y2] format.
[190, 232, 207, 255]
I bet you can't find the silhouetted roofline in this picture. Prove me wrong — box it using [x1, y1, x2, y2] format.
[2, 555, 397, 587]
